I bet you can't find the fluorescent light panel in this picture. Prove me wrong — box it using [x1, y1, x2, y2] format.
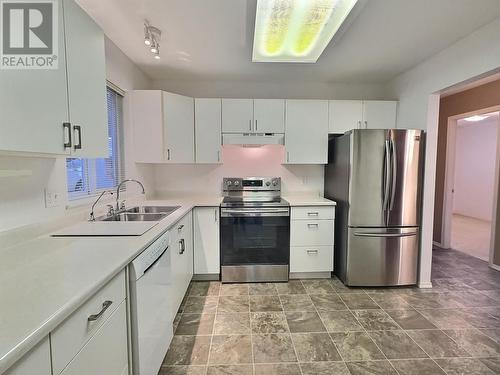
[253, 0, 358, 63]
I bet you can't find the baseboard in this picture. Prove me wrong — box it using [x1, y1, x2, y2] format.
[417, 281, 433, 289]
[192, 274, 220, 281]
[289, 272, 331, 279]
[433, 241, 448, 249]
[489, 263, 500, 272]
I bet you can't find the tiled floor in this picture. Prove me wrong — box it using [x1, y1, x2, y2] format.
[160, 248, 500, 375]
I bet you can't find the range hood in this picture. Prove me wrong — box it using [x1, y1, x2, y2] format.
[222, 133, 284, 146]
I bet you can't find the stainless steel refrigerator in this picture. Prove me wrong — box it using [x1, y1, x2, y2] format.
[325, 129, 424, 286]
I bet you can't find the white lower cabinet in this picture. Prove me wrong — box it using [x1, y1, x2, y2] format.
[4, 337, 51, 375]
[51, 270, 126, 374]
[290, 246, 334, 273]
[59, 301, 128, 375]
[289, 206, 335, 276]
[193, 207, 220, 276]
[171, 212, 194, 316]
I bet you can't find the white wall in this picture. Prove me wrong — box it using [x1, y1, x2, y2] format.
[386, 16, 500, 285]
[152, 145, 323, 197]
[152, 80, 391, 100]
[453, 117, 498, 221]
[0, 38, 152, 233]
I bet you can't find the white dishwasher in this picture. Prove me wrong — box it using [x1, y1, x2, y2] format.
[129, 230, 173, 375]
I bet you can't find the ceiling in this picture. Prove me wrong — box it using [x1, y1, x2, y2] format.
[77, 0, 500, 83]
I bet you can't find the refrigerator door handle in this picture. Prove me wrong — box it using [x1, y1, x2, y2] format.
[383, 139, 391, 210]
[353, 231, 418, 238]
[389, 138, 398, 210]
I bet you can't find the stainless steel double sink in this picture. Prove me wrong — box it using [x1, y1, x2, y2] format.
[99, 205, 180, 222]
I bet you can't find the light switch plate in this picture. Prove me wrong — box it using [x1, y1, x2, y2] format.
[44, 188, 61, 208]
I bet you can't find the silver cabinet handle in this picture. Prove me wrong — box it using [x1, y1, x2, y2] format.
[214, 208, 218, 223]
[249, 119, 252, 131]
[63, 122, 72, 149]
[287, 151, 290, 163]
[306, 249, 318, 254]
[255, 119, 258, 131]
[88, 300, 112, 322]
[307, 212, 319, 216]
[307, 223, 319, 228]
[217, 150, 220, 162]
[357, 121, 361, 129]
[73, 125, 82, 150]
[167, 149, 171, 160]
[179, 238, 185, 254]
[364, 121, 368, 129]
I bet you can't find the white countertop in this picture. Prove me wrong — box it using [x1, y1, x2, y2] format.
[282, 194, 337, 206]
[0, 194, 334, 372]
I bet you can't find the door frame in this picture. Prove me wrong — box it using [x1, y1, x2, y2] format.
[441, 105, 500, 265]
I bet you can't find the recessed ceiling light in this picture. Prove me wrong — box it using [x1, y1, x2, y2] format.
[463, 115, 489, 122]
[253, 0, 358, 63]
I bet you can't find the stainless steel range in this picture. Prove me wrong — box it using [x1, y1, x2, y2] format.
[220, 177, 290, 283]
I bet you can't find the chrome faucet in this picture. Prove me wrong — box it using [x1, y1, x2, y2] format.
[116, 179, 146, 211]
[89, 190, 114, 221]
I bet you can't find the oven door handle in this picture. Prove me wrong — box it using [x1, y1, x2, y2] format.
[221, 208, 290, 217]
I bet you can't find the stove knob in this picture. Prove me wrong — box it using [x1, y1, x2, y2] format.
[266, 181, 271, 186]
[272, 179, 278, 186]
[234, 181, 240, 186]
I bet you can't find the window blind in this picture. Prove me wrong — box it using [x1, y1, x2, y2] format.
[66, 87, 124, 200]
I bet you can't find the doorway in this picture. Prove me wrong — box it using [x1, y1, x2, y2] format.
[442, 109, 500, 262]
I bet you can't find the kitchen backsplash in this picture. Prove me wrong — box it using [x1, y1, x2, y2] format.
[152, 145, 324, 196]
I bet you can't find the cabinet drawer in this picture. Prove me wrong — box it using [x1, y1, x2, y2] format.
[290, 246, 334, 273]
[60, 301, 128, 375]
[291, 206, 334, 221]
[51, 270, 126, 375]
[291, 220, 334, 246]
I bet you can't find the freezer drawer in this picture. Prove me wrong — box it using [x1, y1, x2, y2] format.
[346, 227, 418, 286]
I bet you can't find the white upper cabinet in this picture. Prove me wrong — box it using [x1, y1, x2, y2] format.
[195, 98, 222, 163]
[329, 100, 397, 133]
[130, 90, 194, 163]
[163, 92, 195, 163]
[63, 0, 107, 158]
[253, 99, 285, 133]
[362, 100, 397, 129]
[285, 100, 329, 164]
[0, 0, 107, 157]
[328, 100, 363, 134]
[221, 99, 253, 133]
[222, 99, 285, 133]
[0, 0, 69, 156]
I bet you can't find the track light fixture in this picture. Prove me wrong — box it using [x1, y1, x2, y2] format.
[144, 22, 161, 60]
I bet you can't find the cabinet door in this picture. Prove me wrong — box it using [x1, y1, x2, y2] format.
[253, 99, 285, 133]
[130, 90, 164, 163]
[0, 0, 69, 155]
[285, 100, 329, 164]
[171, 212, 193, 314]
[221, 99, 253, 133]
[194, 207, 220, 275]
[362, 101, 397, 129]
[195, 98, 222, 163]
[59, 302, 128, 375]
[328, 100, 362, 134]
[164, 92, 195, 163]
[63, 0, 107, 158]
[5, 337, 51, 375]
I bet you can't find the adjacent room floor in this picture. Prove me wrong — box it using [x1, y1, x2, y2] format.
[451, 213, 491, 261]
[159, 249, 500, 375]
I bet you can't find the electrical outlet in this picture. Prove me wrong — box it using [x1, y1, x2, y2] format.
[44, 189, 61, 208]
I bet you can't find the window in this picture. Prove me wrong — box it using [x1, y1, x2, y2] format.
[66, 86, 124, 200]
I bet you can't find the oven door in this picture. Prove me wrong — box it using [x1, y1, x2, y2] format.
[220, 207, 290, 282]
